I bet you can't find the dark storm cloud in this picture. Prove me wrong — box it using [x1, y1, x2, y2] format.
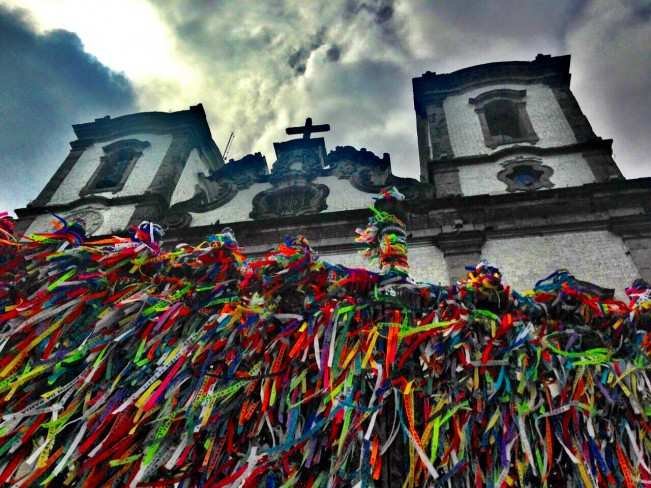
[342, 0, 406, 53]
[343, 0, 394, 23]
[287, 49, 308, 75]
[326, 45, 341, 62]
[139, 0, 649, 182]
[376, 4, 394, 24]
[0, 5, 136, 212]
[144, 0, 416, 170]
[288, 29, 326, 76]
[418, 0, 591, 42]
[295, 58, 414, 162]
[564, 0, 651, 177]
[303, 59, 409, 129]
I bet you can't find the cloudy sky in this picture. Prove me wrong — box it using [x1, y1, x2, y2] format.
[1, 0, 649, 212]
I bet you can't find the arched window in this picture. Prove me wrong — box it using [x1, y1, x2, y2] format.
[469, 89, 539, 148]
[484, 100, 523, 139]
[80, 139, 150, 196]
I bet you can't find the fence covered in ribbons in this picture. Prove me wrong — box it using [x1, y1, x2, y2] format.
[0, 200, 649, 487]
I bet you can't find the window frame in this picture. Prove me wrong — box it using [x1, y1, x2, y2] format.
[79, 139, 150, 196]
[469, 89, 539, 149]
[497, 157, 554, 192]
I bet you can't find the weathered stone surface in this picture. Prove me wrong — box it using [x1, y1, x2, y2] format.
[431, 166, 462, 197]
[458, 152, 594, 196]
[550, 85, 596, 143]
[583, 147, 624, 182]
[444, 83, 576, 158]
[482, 231, 639, 295]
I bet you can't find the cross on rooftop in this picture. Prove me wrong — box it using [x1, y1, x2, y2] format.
[285, 117, 330, 140]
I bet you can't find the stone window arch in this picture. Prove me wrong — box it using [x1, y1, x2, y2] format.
[497, 157, 554, 192]
[80, 139, 150, 196]
[469, 89, 539, 149]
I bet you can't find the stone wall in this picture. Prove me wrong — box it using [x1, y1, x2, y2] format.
[459, 152, 596, 196]
[319, 250, 372, 270]
[189, 182, 273, 226]
[408, 245, 450, 284]
[24, 203, 137, 237]
[48, 133, 173, 205]
[444, 83, 576, 158]
[184, 175, 378, 227]
[315, 175, 375, 212]
[319, 244, 449, 285]
[620, 236, 651, 284]
[481, 230, 639, 295]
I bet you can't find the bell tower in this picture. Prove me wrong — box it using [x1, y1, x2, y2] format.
[412, 54, 623, 197]
[16, 104, 223, 237]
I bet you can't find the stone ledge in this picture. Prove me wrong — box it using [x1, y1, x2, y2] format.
[429, 138, 614, 168]
[20, 179, 650, 259]
[15, 193, 166, 219]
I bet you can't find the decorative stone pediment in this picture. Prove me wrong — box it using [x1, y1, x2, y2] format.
[330, 146, 389, 179]
[250, 118, 331, 220]
[328, 146, 435, 201]
[218, 153, 269, 189]
[167, 117, 436, 224]
[164, 152, 268, 229]
[250, 183, 329, 220]
[270, 138, 327, 185]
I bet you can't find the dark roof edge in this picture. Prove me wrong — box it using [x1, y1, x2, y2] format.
[413, 54, 571, 111]
[71, 104, 224, 169]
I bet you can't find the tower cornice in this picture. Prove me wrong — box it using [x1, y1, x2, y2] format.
[413, 54, 571, 116]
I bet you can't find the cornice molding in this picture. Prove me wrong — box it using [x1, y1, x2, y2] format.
[397, 177, 651, 214]
[15, 193, 166, 218]
[159, 178, 651, 249]
[71, 104, 223, 170]
[430, 138, 614, 168]
[413, 54, 571, 115]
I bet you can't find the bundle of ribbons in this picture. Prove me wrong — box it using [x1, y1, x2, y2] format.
[355, 187, 408, 275]
[0, 198, 649, 487]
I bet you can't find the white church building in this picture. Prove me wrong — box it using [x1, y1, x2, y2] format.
[15, 54, 651, 293]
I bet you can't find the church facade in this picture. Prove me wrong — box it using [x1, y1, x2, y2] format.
[15, 54, 651, 293]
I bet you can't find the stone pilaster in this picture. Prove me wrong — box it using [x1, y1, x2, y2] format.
[611, 220, 651, 283]
[415, 115, 431, 182]
[128, 131, 194, 227]
[583, 147, 623, 182]
[549, 85, 596, 143]
[432, 165, 462, 197]
[415, 97, 454, 183]
[426, 102, 454, 161]
[29, 140, 91, 207]
[436, 230, 486, 282]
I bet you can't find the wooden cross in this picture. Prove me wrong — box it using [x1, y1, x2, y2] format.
[285, 117, 330, 140]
